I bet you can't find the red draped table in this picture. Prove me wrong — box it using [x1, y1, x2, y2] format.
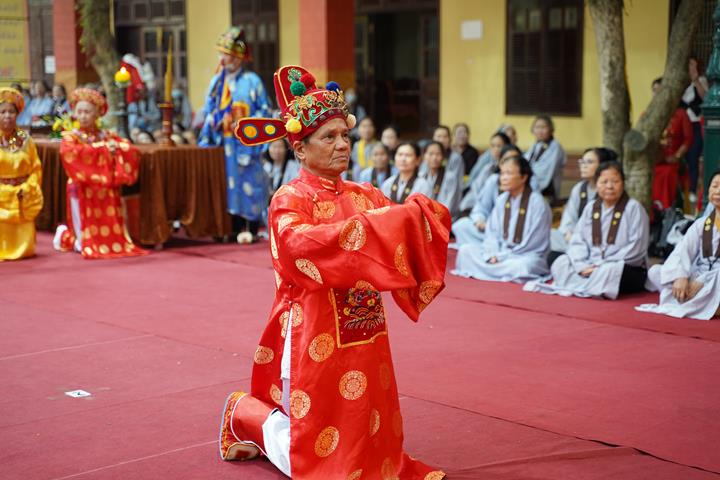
[35, 140, 232, 245]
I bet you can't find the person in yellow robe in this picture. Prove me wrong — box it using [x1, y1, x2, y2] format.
[0, 88, 43, 260]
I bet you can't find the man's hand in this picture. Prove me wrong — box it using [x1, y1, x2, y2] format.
[672, 277, 689, 302]
[475, 220, 485, 232]
[564, 230, 572, 242]
[487, 256, 498, 264]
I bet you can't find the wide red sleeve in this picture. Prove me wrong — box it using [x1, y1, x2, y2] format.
[270, 187, 451, 320]
[60, 132, 140, 187]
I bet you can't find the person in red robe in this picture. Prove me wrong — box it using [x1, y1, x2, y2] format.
[53, 88, 147, 259]
[650, 77, 694, 210]
[218, 65, 450, 479]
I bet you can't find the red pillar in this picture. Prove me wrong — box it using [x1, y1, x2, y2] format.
[53, 0, 97, 91]
[298, 0, 355, 89]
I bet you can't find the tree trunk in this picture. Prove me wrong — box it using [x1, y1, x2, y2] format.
[588, 0, 630, 158]
[77, 0, 120, 129]
[623, 0, 703, 207]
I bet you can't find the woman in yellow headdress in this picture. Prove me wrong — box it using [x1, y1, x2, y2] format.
[0, 87, 43, 260]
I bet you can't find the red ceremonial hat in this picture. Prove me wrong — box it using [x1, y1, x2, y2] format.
[234, 65, 356, 147]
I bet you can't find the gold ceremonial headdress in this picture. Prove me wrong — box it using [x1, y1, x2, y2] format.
[0, 88, 25, 113]
[69, 88, 108, 116]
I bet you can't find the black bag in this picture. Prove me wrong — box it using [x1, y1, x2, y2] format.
[648, 206, 692, 259]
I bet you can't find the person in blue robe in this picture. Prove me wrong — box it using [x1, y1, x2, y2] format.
[198, 27, 271, 243]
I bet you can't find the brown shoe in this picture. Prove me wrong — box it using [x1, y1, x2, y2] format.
[218, 391, 273, 461]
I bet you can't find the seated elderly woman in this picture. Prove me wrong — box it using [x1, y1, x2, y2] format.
[549, 147, 616, 260]
[381, 142, 432, 203]
[357, 142, 396, 187]
[453, 144, 522, 247]
[452, 154, 551, 282]
[637, 170, 720, 320]
[422, 140, 461, 216]
[525, 160, 649, 299]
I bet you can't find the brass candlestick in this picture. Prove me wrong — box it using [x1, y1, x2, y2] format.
[158, 102, 175, 147]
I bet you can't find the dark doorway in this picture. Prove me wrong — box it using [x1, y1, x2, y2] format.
[355, 3, 438, 139]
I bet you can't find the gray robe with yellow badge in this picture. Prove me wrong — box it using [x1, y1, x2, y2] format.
[525, 197, 649, 299]
[637, 212, 720, 320]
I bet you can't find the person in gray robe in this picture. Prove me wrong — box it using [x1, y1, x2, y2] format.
[453, 145, 539, 248]
[453, 154, 551, 282]
[524, 115, 566, 203]
[549, 147, 616, 254]
[381, 142, 433, 202]
[419, 125, 464, 190]
[525, 161, 649, 299]
[460, 131, 511, 210]
[422, 141, 461, 216]
[637, 170, 720, 320]
[357, 143, 397, 187]
[264, 139, 300, 197]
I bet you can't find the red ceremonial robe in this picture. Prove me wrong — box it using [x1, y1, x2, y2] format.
[57, 129, 147, 259]
[251, 168, 450, 479]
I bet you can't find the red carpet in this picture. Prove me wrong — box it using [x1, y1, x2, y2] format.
[1, 233, 718, 479]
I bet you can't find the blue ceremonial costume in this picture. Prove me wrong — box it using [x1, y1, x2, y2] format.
[198, 27, 271, 224]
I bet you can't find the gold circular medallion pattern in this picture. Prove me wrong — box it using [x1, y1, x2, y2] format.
[347, 469, 363, 480]
[313, 201, 336, 220]
[419, 280, 442, 304]
[424, 471, 446, 480]
[270, 384, 282, 405]
[423, 215, 433, 242]
[270, 228, 279, 259]
[369, 408, 380, 436]
[253, 346, 274, 365]
[339, 370, 368, 400]
[379, 363, 391, 390]
[355, 280, 376, 291]
[339, 219, 367, 251]
[99, 244, 110, 255]
[290, 389, 311, 419]
[106, 205, 115, 216]
[394, 243, 409, 277]
[350, 192, 374, 212]
[366, 206, 391, 215]
[309, 333, 335, 362]
[292, 223, 313, 233]
[381, 457, 399, 480]
[295, 258, 323, 284]
[314, 426, 339, 457]
[113, 223, 122, 234]
[277, 213, 299, 232]
[112, 242, 122, 253]
[392, 410, 403, 437]
[90, 225, 98, 236]
[100, 225, 110, 237]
